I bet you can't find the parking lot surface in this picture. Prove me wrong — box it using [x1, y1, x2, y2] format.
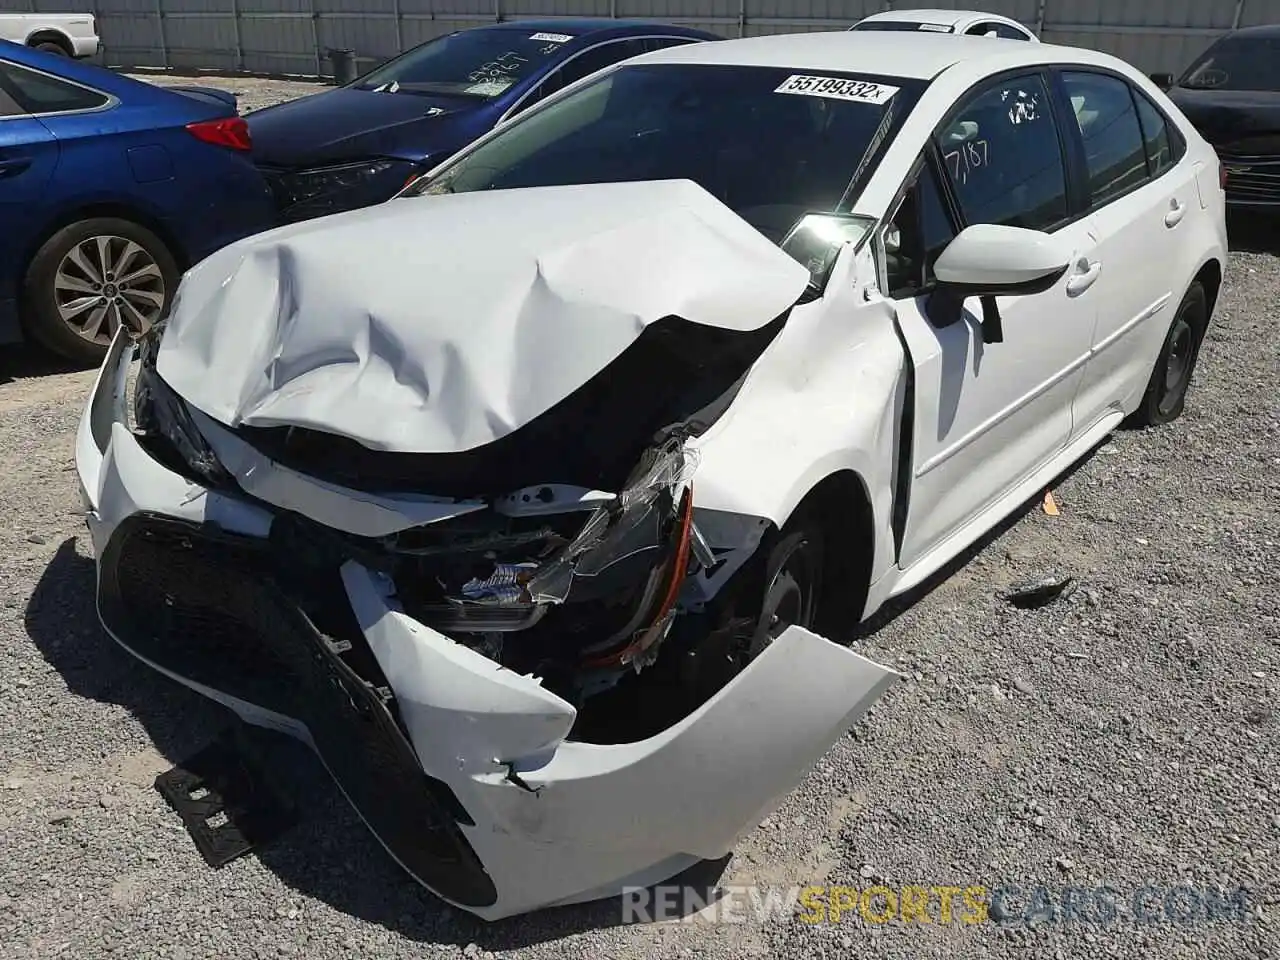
[0, 75, 1277, 960]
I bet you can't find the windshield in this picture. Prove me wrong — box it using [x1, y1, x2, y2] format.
[1178, 35, 1280, 92]
[404, 63, 923, 243]
[353, 28, 577, 99]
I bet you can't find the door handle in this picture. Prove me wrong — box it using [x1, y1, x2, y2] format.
[1065, 259, 1102, 297]
[0, 158, 32, 179]
[1164, 198, 1187, 228]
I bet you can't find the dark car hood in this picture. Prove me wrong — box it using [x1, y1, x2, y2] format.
[1168, 87, 1280, 146]
[246, 87, 480, 167]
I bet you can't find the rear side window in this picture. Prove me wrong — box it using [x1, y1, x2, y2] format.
[0, 62, 108, 114]
[965, 22, 1031, 40]
[935, 73, 1069, 231]
[644, 37, 698, 52]
[525, 40, 644, 108]
[1133, 89, 1179, 175]
[1062, 71, 1148, 206]
[0, 75, 23, 117]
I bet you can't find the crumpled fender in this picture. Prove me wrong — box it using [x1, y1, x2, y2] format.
[341, 559, 899, 919]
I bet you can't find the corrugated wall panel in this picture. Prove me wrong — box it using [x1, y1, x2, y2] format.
[317, 15, 399, 62]
[400, 15, 488, 48]
[1239, 0, 1280, 25]
[2, 0, 1265, 77]
[616, 0, 734, 24]
[504, 0, 611, 16]
[31, 0, 96, 11]
[237, 14, 315, 73]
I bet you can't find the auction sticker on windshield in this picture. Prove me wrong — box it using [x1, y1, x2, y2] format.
[529, 32, 573, 43]
[774, 75, 900, 105]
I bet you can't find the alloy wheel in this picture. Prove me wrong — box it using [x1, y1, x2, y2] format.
[54, 235, 166, 344]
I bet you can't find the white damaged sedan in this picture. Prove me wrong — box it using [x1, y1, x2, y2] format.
[75, 31, 1227, 919]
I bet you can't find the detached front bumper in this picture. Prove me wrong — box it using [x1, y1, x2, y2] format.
[75, 332, 899, 920]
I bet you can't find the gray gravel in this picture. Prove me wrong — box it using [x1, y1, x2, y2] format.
[2, 75, 1278, 960]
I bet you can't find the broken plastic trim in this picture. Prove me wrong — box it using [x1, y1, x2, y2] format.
[581, 485, 695, 670]
[132, 335, 231, 488]
[523, 438, 698, 606]
[414, 438, 699, 673]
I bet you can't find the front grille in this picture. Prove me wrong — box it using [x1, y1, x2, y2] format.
[98, 515, 497, 908]
[1217, 150, 1280, 206]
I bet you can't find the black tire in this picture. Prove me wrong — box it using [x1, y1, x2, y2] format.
[32, 40, 70, 56]
[740, 522, 825, 664]
[23, 218, 180, 366]
[1129, 281, 1208, 427]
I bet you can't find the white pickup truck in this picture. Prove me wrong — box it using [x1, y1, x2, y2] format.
[0, 12, 99, 58]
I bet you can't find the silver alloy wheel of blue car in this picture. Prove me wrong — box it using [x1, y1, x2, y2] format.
[54, 234, 166, 345]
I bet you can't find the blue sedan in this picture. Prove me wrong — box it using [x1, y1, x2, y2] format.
[0, 41, 275, 363]
[247, 19, 720, 223]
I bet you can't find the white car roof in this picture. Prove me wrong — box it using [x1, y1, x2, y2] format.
[854, 8, 1025, 30]
[634, 30, 1095, 81]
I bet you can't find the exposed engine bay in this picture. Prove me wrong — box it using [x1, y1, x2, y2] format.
[75, 179, 900, 920]
[130, 313, 771, 728]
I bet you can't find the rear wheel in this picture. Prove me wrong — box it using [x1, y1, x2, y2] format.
[32, 41, 69, 56]
[23, 218, 179, 365]
[1130, 281, 1208, 427]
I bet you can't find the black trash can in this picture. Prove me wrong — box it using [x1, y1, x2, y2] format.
[326, 47, 358, 85]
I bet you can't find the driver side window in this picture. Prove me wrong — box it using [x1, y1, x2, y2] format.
[934, 74, 1069, 232]
[885, 158, 958, 299]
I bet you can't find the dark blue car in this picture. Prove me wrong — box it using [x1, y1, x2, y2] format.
[247, 19, 720, 223]
[0, 41, 275, 363]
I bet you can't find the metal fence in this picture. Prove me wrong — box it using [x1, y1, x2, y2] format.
[5, 0, 1280, 78]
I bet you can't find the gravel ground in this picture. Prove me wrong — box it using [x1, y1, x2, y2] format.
[1, 75, 1278, 960]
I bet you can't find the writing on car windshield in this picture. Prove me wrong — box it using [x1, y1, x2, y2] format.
[354, 29, 573, 98]
[1179, 36, 1280, 92]
[407, 63, 922, 244]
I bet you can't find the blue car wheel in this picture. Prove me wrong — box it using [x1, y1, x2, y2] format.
[23, 217, 180, 365]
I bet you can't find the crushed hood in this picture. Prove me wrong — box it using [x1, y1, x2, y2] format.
[156, 179, 811, 456]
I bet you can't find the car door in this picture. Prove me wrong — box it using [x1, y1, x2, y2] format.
[887, 71, 1101, 573]
[1058, 69, 1199, 433]
[0, 62, 60, 302]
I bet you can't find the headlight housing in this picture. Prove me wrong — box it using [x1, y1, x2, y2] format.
[267, 158, 417, 220]
[132, 330, 231, 488]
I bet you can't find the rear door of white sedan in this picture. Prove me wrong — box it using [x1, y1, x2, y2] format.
[1055, 68, 1202, 433]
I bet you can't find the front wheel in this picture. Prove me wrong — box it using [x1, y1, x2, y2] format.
[23, 217, 180, 365]
[1129, 280, 1208, 427]
[740, 525, 824, 664]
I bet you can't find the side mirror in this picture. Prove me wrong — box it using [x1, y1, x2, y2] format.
[1150, 72, 1175, 91]
[929, 224, 1073, 343]
[934, 223, 1072, 295]
[780, 213, 875, 293]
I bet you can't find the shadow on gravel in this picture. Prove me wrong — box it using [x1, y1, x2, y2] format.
[24, 537, 724, 946]
[0, 344, 88, 385]
[858, 436, 1113, 638]
[1227, 211, 1280, 255]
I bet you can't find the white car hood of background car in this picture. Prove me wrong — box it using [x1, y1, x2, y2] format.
[156, 178, 811, 454]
